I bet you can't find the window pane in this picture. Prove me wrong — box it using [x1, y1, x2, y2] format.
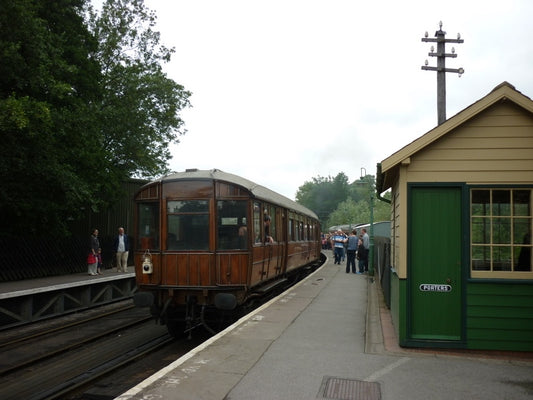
[472, 190, 490, 216]
[513, 190, 531, 216]
[471, 217, 489, 244]
[472, 246, 490, 270]
[138, 203, 159, 250]
[289, 219, 294, 241]
[492, 190, 511, 216]
[492, 246, 512, 271]
[217, 200, 248, 250]
[253, 202, 261, 243]
[168, 200, 208, 213]
[516, 232, 531, 271]
[492, 217, 511, 244]
[513, 218, 530, 245]
[167, 214, 209, 250]
[267, 206, 276, 241]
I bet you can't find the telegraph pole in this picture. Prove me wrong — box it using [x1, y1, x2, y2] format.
[421, 21, 464, 125]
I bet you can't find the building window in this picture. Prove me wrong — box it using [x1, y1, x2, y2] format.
[471, 189, 532, 278]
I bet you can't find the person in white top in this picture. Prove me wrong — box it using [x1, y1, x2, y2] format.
[113, 227, 130, 272]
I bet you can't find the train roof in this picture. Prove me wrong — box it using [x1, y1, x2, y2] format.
[153, 169, 319, 220]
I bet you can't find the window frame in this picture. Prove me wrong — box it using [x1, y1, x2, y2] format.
[470, 187, 532, 279]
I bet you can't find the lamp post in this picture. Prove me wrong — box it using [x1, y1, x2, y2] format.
[360, 168, 374, 276]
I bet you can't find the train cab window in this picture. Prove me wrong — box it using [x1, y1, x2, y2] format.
[167, 200, 209, 250]
[137, 202, 159, 250]
[217, 200, 248, 250]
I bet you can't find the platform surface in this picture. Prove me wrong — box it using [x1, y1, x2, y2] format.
[0, 271, 135, 299]
[116, 254, 533, 400]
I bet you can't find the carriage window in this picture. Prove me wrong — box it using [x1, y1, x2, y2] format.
[253, 202, 262, 243]
[471, 189, 532, 277]
[288, 215, 295, 241]
[266, 205, 276, 242]
[294, 217, 302, 241]
[217, 200, 248, 250]
[137, 202, 159, 250]
[167, 200, 209, 250]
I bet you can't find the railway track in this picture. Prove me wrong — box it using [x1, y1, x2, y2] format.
[0, 304, 181, 400]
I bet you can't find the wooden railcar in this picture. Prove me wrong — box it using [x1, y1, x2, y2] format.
[133, 169, 322, 337]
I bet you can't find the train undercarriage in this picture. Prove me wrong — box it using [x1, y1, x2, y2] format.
[135, 256, 325, 339]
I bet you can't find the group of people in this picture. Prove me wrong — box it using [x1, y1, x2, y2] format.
[330, 228, 369, 274]
[87, 227, 130, 276]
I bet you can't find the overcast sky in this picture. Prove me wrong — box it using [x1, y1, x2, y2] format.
[142, 0, 533, 200]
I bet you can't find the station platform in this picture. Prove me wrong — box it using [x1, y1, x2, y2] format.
[0, 270, 136, 329]
[0, 267, 135, 299]
[115, 254, 533, 400]
[0, 270, 135, 298]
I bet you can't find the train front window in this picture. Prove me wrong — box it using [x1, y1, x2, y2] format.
[167, 200, 209, 250]
[217, 200, 248, 250]
[137, 202, 159, 250]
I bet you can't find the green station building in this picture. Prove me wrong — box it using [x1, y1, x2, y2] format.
[376, 82, 533, 351]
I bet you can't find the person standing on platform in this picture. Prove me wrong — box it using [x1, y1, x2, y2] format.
[88, 228, 100, 276]
[96, 248, 103, 275]
[114, 227, 130, 272]
[331, 230, 347, 265]
[345, 229, 358, 273]
[361, 228, 370, 272]
[356, 234, 367, 274]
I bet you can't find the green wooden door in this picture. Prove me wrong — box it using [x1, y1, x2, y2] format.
[409, 186, 463, 341]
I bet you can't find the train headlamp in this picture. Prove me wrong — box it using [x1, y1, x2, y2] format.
[142, 250, 153, 274]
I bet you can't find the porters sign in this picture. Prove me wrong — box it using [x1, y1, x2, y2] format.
[419, 283, 452, 292]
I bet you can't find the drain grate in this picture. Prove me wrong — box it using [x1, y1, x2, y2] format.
[317, 376, 381, 400]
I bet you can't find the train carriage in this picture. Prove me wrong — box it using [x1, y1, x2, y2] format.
[133, 169, 322, 337]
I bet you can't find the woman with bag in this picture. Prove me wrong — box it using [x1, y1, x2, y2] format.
[88, 228, 100, 276]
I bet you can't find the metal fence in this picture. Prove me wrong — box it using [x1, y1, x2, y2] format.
[0, 179, 146, 282]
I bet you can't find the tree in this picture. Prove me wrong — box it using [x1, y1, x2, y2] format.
[1, 0, 104, 237]
[326, 198, 362, 228]
[296, 172, 350, 226]
[296, 171, 391, 231]
[88, 0, 191, 178]
[0, 0, 191, 237]
[332, 176, 391, 228]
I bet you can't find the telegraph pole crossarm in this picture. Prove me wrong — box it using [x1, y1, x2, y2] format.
[421, 21, 465, 125]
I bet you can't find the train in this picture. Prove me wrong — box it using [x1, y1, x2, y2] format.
[132, 169, 323, 337]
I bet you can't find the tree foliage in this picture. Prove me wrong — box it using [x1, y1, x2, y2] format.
[296, 172, 350, 224]
[88, 0, 190, 178]
[296, 171, 391, 231]
[0, 0, 190, 237]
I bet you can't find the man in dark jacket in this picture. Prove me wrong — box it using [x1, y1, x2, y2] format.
[114, 227, 130, 272]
